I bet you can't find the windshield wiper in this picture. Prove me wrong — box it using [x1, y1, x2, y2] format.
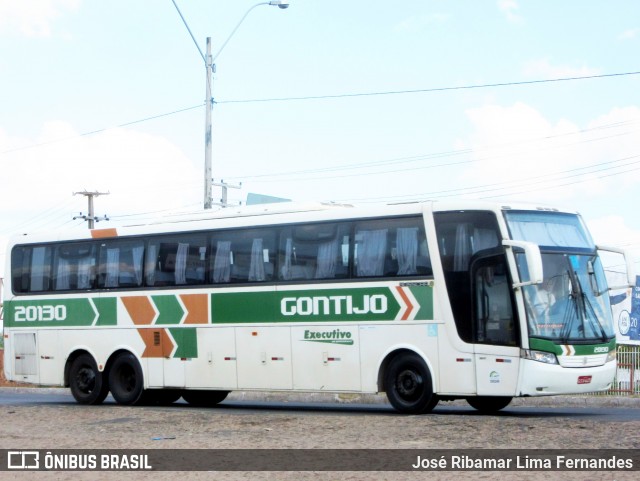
[561, 256, 608, 343]
[560, 256, 585, 344]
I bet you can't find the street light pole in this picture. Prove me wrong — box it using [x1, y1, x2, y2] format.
[204, 37, 213, 209]
[171, 1, 290, 210]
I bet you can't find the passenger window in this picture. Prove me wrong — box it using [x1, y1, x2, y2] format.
[279, 223, 350, 281]
[97, 240, 145, 288]
[146, 235, 207, 286]
[210, 228, 276, 283]
[354, 217, 431, 278]
[12, 245, 53, 293]
[53, 243, 97, 291]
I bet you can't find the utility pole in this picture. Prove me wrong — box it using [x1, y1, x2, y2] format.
[170, 1, 290, 209]
[204, 37, 213, 209]
[73, 191, 109, 229]
[212, 179, 242, 208]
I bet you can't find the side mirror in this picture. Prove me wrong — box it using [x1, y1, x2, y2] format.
[502, 239, 544, 287]
[597, 245, 636, 289]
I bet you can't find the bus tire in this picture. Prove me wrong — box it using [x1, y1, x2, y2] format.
[385, 353, 436, 414]
[466, 396, 512, 413]
[182, 390, 230, 407]
[69, 354, 109, 405]
[108, 353, 144, 405]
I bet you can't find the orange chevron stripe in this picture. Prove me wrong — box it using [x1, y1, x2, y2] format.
[138, 329, 175, 358]
[91, 228, 118, 238]
[180, 293, 209, 324]
[395, 286, 414, 321]
[122, 296, 156, 325]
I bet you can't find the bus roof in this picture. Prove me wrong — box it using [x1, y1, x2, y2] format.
[7, 199, 580, 245]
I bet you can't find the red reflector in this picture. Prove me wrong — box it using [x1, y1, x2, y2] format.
[577, 375, 592, 385]
[496, 359, 505, 363]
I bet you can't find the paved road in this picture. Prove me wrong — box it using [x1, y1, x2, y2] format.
[1, 387, 639, 421]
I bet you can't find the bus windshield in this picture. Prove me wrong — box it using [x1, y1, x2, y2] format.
[504, 211, 615, 342]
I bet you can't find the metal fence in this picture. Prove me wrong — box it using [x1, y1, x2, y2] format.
[606, 344, 640, 396]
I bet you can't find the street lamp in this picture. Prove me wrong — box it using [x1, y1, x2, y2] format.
[171, 1, 290, 209]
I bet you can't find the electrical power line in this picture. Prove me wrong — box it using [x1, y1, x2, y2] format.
[232, 120, 640, 184]
[0, 104, 203, 156]
[216, 70, 640, 105]
[2, 70, 639, 157]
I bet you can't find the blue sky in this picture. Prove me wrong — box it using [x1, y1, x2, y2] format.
[0, 0, 639, 275]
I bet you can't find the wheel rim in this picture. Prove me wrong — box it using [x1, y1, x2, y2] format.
[75, 365, 96, 394]
[116, 364, 136, 393]
[396, 368, 423, 401]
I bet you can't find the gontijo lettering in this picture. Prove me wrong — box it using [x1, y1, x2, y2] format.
[281, 295, 387, 316]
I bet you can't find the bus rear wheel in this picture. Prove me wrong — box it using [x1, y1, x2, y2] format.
[108, 353, 144, 405]
[466, 396, 512, 413]
[182, 390, 230, 407]
[385, 353, 437, 414]
[69, 354, 109, 405]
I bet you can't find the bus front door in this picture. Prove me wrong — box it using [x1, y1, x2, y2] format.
[471, 253, 520, 396]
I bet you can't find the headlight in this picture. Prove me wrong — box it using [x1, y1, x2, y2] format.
[521, 348, 559, 365]
[606, 349, 617, 363]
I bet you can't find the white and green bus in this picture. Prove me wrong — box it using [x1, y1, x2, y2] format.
[2, 201, 634, 413]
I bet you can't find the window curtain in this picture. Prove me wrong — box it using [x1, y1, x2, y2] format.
[396, 227, 418, 275]
[105, 248, 120, 288]
[509, 218, 589, 247]
[31, 247, 47, 291]
[213, 241, 231, 283]
[356, 229, 387, 277]
[473, 228, 499, 253]
[132, 245, 144, 286]
[315, 239, 339, 279]
[281, 238, 293, 280]
[77, 256, 93, 289]
[249, 238, 265, 282]
[453, 224, 471, 272]
[175, 243, 189, 285]
[145, 244, 158, 286]
[55, 256, 71, 290]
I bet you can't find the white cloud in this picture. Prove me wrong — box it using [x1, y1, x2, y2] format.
[455, 102, 640, 204]
[522, 58, 600, 79]
[0, 121, 201, 234]
[452, 103, 640, 272]
[497, 0, 523, 24]
[0, 0, 81, 37]
[618, 28, 639, 41]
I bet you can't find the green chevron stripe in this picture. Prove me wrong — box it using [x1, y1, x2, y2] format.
[152, 295, 185, 325]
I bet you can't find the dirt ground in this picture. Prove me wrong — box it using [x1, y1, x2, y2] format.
[2, 349, 639, 481]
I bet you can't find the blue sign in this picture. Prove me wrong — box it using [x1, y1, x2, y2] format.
[628, 275, 640, 341]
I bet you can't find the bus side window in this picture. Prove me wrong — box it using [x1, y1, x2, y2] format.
[98, 240, 144, 289]
[211, 229, 275, 284]
[11, 246, 52, 293]
[279, 223, 349, 281]
[146, 235, 207, 287]
[53, 243, 96, 291]
[354, 217, 430, 278]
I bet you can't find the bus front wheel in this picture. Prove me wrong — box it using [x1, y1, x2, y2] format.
[384, 353, 437, 414]
[466, 396, 512, 413]
[108, 353, 144, 405]
[69, 354, 109, 405]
